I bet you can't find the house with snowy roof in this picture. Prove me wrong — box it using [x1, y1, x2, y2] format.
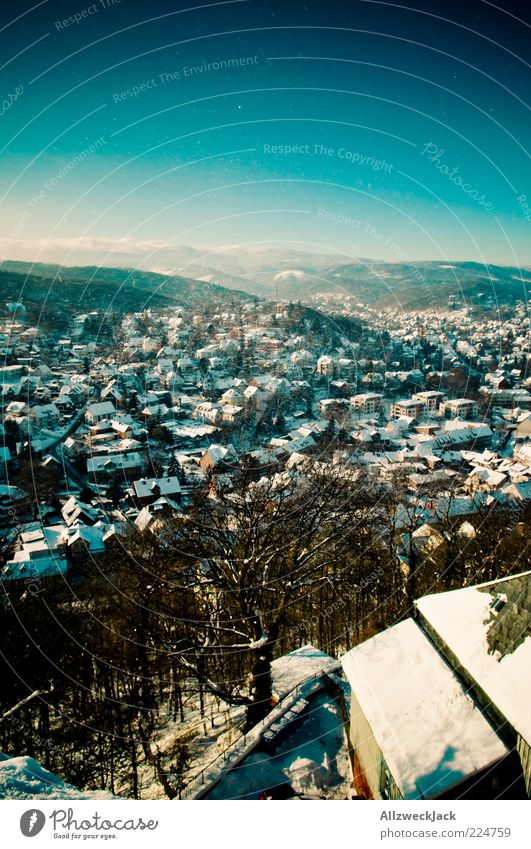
[465, 466, 508, 493]
[135, 496, 181, 532]
[501, 480, 531, 504]
[86, 451, 144, 480]
[29, 403, 61, 430]
[132, 475, 182, 506]
[199, 443, 238, 471]
[434, 424, 493, 452]
[1, 525, 68, 584]
[341, 571, 531, 800]
[85, 400, 116, 424]
[416, 572, 531, 797]
[441, 398, 479, 420]
[61, 495, 102, 527]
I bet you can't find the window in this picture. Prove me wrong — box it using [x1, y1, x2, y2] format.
[490, 593, 507, 614]
[380, 762, 393, 799]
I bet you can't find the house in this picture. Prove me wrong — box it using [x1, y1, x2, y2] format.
[401, 522, 446, 563]
[391, 398, 427, 420]
[141, 403, 170, 421]
[466, 467, 507, 493]
[342, 571, 531, 799]
[412, 390, 445, 412]
[416, 572, 531, 798]
[514, 443, 531, 465]
[220, 387, 245, 406]
[132, 476, 182, 506]
[100, 379, 124, 402]
[318, 398, 350, 419]
[1, 524, 68, 583]
[434, 424, 493, 452]
[200, 443, 238, 470]
[441, 398, 479, 420]
[63, 522, 110, 560]
[0, 364, 26, 384]
[0, 485, 32, 525]
[61, 495, 102, 527]
[86, 452, 144, 480]
[501, 481, 531, 504]
[135, 496, 180, 531]
[481, 388, 531, 409]
[111, 419, 133, 440]
[190, 645, 346, 801]
[515, 413, 531, 441]
[86, 420, 116, 445]
[316, 355, 334, 376]
[193, 401, 220, 424]
[29, 403, 61, 429]
[6, 400, 28, 417]
[221, 404, 243, 424]
[351, 393, 383, 415]
[85, 401, 116, 424]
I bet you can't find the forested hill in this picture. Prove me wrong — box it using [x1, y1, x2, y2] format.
[0, 261, 254, 331]
[313, 261, 531, 311]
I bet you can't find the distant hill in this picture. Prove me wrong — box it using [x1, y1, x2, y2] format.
[0, 261, 254, 330]
[1, 257, 528, 327]
[148, 252, 531, 310]
[297, 261, 531, 310]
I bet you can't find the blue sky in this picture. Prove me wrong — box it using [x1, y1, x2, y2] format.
[0, 0, 530, 267]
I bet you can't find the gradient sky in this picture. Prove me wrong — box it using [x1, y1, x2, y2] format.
[0, 0, 530, 268]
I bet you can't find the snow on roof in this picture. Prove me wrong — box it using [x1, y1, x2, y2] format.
[64, 524, 107, 550]
[2, 552, 67, 581]
[132, 476, 181, 499]
[272, 645, 340, 700]
[0, 484, 28, 500]
[341, 618, 508, 800]
[416, 570, 531, 746]
[0, 755, 113, 800]
[204, 690, 350, 800]
[468, 467, 507, 486]
[168, 423, 217, 438]
[86, 400, 116, 416]
[203, 443, 237, 464]
[87, 452, 143, 473]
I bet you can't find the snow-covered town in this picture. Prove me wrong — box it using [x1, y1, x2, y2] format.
[1, 284, 530, 801]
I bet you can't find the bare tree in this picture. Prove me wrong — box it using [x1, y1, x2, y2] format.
[167, 458, 379, 726]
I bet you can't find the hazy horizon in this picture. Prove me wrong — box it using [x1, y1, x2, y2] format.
[2, 238, 531, 275]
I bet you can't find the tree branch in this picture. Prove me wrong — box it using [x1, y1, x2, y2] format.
[0, 689, 51, 724]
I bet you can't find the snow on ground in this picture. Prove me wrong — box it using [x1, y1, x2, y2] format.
[204, 692, 351, 800]
[132, 685, 248, 799]
[136, 645, 342, 799]
[0, 754, 114, 800]
[0, 646, 346, 801]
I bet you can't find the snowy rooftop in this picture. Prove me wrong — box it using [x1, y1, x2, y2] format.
[133, 475, 181, 499]
[416, 570, 531, 746]
[272, 645, 341, 700]
[341, 619, 508, 799]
